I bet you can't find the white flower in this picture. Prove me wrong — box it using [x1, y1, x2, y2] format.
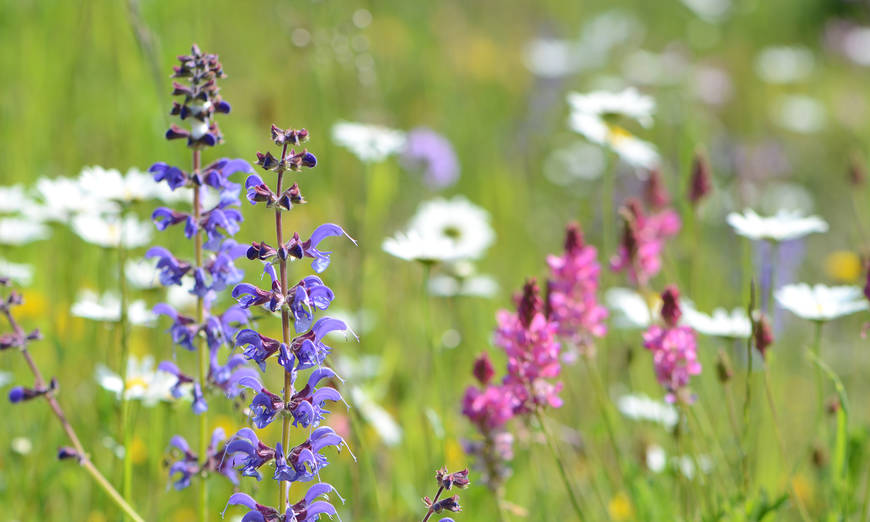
[0, 185, 37, 215]
[0, 258, 34, 286]
[646, 444, 667, 473]
[95, 355, 176, 405]
[125, 258, 159, 289]
[617, 393, 679, 428]
[567, 87, 655, 127]
[71, 213, 153, 248]
[71, 289, 156, 326]
[11, 437, 32, 455]
[348, 386, 402, 447]
[166, 278, 197, 311]
[384, 197, 495, 263]
[567, 88, 660, 170]
[773, 95, 825, 134]
[681, 0, 731, 22]
[0, 218, 50, 245]
[726, 208, 828, 242]
[775, 283, 868, 321]
[605, 287, 653, 328]
[34, 176, 113, 222]
[755, 46, 814, 84]
[681, 303, 751, 338]
[78, 166, 158, 205]
[331, 121, 407, 163]
[0, 370, 12, 387]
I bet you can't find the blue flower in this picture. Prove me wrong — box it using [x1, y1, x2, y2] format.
[236, 329, 283, 371]
[287, 368, 344, 428]
[287, 317, 351, 371]
[149, 162, 188, 190]
[288, 276, 335, 332]
[223, 428, 276, 480]
[145, 246, 191, 286]
[153, 303, 197, 351]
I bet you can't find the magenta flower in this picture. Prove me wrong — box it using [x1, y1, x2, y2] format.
[610, 198, 681, 286]
[546, 223, 608, 354]
[495, 280, 563, 412]
[642, 286, 701, 403]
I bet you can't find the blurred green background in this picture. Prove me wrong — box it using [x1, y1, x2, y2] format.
[4, 0, 870, 520]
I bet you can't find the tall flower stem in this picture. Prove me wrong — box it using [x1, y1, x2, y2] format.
[1, 306, 144, 522]
[420, 262, 445, 462]
[192, 148, 208, 522]
[117, 213, 134, 516]
[534, 409, 585, 520]
[601, 154, 616, 257]
[762, 366, 813, 522]
[811, 321, 825, 429]
[741, 316, 754, 491]
[274, 143, 294, 512]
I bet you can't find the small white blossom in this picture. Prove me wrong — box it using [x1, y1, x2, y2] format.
[567, 87, 655, 127]
[349, 386, 402, 447]
[78, 166, 157, 206]
[681, 303, 751, 338]
[605, 287, 653, 329]
[726, 209, 828, 242]
[95, 355, 176, 405]
[0, 258, 34, 286]
[34, 176, 113, 222]
[0, 185, 37, 215]
[331, 121, 407, 163]
[71, 289, 156, 326]
[617, 393, 679, 428]
[775, 283, 868, 322]
[125, 258, 160, 290]
[71, 213, 153, 248]
[0, 218, 50, 245]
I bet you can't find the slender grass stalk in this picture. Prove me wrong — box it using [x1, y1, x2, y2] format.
[811, 321, 825, 432]
[1, 305, 144, 522]
[534, 409, 585, 520]
[861, 464, 870, 522]
[601, 153, 616, 257]
[582, 355, 625, 486]
[420, 262, 445, 463]
[116, 208, 134, 517]
[762, 366, 813, 522]
[192, 148, 209, 522]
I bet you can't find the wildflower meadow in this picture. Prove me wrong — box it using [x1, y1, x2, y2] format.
[6, 1, 870, 520]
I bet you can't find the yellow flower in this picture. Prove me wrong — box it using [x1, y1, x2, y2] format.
[824, 250, 861, 283]
[608, 491, 634, 520]
[130, 436, 147, 465]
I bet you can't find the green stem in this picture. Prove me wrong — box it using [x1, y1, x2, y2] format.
[742, 315, 754, 492]
[861, 464, 870, 522]
[534, 409, 585, 520]
[82, 459, 146, 522]
[117, 210, 133, 517]
[811, 322, 825, 430]
[602, 154, 616, 257]
[763, 366, 813, 522]
[582, 356, 624, 485]
[192, 148, 208, 522]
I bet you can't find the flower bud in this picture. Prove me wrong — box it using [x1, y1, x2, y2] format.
[472, 352, 495, 386]
[660, 286, 681, 327]
[689, 150, 712, 206]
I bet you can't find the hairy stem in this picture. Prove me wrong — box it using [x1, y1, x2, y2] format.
[2, 307, 144, 522]
[276, 143, 293, 512]
[192, 148, 209, 522]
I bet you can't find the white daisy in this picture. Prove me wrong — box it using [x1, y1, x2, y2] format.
[33, 176, 113, 222]
[646, 444, 667, 473]
[95, 355, 176, 405]
[681, 303, 751, 339]
[125, 258, 160, 290]
[726, 209, 828, 242]
[331, 121, 407, 163]
[0, 218, 51, 245]
[78, 166, 158, 206]
[0, 185, 37, 215]
[70, 213, 153, 249]
[0, 258, 34, 286]
[567, 88, 660, 170]
[70, 289, 156, 326]
[605, 287, 654, 329]
[775, 283, 868, 322]
[382, 231, 458, 263]
[617, 393, 679, 428]
[406, 197, 495, 260]
[567, 87, 655, 127]
[755, 46, 814, 84]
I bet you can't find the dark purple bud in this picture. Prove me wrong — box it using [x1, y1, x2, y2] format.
[277, 183, 306, 211]
[301, 152, 317, 168]
[425, 495, 462, 513]
[271, 124, 286, 145]
[255, 151, 281, 171]
[472, 352, 495, 386]
[660, 285, 681, 327]
[563, 222, 584, 254]
[57, 447, 81, 460]
[246, 241, 277, 261]
[214, 98, 231, 114]
[754, 314, 773, 359]
[689, 151, 712, 206]
[644, 168, 670, 210]
[517, 279, 542, 328]
[436, 467, 470, 490]
[166, 124, 190, 140]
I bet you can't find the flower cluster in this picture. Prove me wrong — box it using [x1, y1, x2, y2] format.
[146, 46, 257, 493]
[610, 198, 681, 286]
[546, 223, 608, 354]
[421, 467, 469, 522]
[642, 286, 701, 403]
[462, 279, 565, 489]
[224, 123, 355, 519]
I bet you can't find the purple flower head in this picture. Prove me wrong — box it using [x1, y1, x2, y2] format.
[223, 492, 279, 522]
[288, 276, 335, 332]
[150, 162, 188, 190]
[201, 207, 243, 250]
[145, 246, 191, 286]
[152, 207, 192, 233]
[247, 241, 278, 261]
[154, 303, 197, 351]
[192, 381, 208, 414]
[245, 174, 278, 206]
[167, 428, 237, 490]
[284, 224, 357, 273]
[165, 45, 228, 148]
[203, 158, 255, 189]
[401, 127, 460, 189]
[223, 428, 277, 480]
[287, 317, 351, 371]
[286, 483, 342, 522]
[287, 368, 344, 428]
[236, 329, 284, 371]
[238, 376, 285, 428]
[277, 183, 306, 212]
[232, 281, 283, 312]
[274, 427, 354, 483]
